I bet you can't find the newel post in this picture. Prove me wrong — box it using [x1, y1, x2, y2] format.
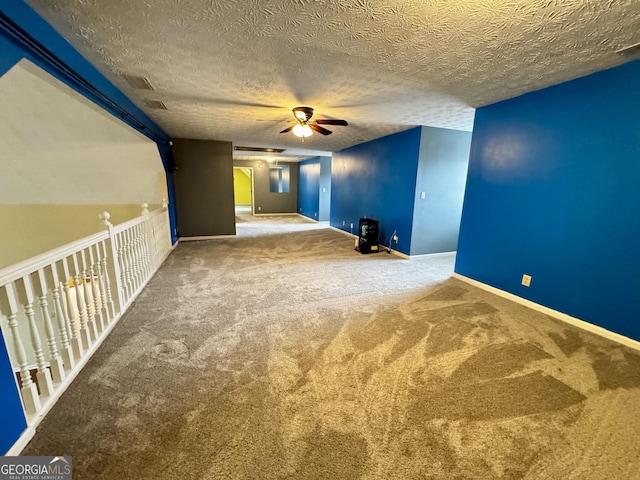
[99, 212, 125, 314]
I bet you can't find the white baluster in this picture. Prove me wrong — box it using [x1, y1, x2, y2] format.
[80, 249, 99, 342]
[132, 226, 143, 289]
[138, 222, 150, 281]
[50, 263, 74, 369]
[146, 225, 153, 273]
[138, 222, 150, 282]
[99, 211, 123, 316]
[88, 245, 105, 333]
[162, 211, 171, 256]
[35, 269, 65, 384]
[141, 203, 152, 274]
[1, 283, 41, 414]
[126, 228, 138, 294]
[100, 245, 117, 319]
[128, 227, 141, 291]
[118, 231, 132, 303]
[140, 225, 150, 279]
[19, 275, 54, 397]
[71, 253, 91, 349]
[158, 217, 168, 258]
[150, 222, 157, 267]
[96, 242, 113, 321]
[62, 257, 83, 359]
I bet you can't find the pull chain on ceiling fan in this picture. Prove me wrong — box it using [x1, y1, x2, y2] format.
[280, 106, 348, 140]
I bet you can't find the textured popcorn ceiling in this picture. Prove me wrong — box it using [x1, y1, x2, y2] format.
[25, 0, 640, 161]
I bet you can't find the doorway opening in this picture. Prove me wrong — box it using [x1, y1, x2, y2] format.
[233, 167, 254, 219]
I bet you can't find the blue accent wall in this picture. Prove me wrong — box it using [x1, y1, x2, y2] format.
[331, 128, 422, 254]
[456, 59, 640, 341]
[298, 156, 332, 221]
[0, 1, 177, 242]
[298, 157, 321, 220]
[0, 329, 27, 455]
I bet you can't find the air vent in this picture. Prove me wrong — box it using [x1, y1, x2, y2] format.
[234, 146, 286, 153]
[616, 42, 640, 58]
[122, 74, 155, 90]
[144, 100, 167, 110]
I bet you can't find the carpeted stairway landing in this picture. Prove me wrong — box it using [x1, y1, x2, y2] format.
[23, 216, 640, 479]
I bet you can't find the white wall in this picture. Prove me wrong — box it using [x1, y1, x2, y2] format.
[0, 59, 166, 205]
[0, 59, 168, 267]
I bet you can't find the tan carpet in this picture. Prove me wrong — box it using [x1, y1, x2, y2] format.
[23, 215, 640, 479]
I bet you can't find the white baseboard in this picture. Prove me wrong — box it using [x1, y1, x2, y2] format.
[6, 426, 35, 456]
[388, 249, 409, 259]
[179, 235, 236, 241]
[411, 250, 457, 258]
[6, 248, 173, 455]
[252, 212, 298, 216]
[296, 214, 331, 224]
[5, 310, 126, 455]
[329, 227, 409, 259]
[330, 226, 355, 237]
[330, 226, 357, 238]
[452, 273, 640, 352]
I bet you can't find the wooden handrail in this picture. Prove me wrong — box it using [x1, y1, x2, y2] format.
[0, 231, 109, 286]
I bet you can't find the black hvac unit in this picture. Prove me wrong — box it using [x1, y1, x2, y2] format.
[358, 218, 379, 254]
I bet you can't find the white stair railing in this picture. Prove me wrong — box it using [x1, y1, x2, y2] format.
[0, 203, 172, 425]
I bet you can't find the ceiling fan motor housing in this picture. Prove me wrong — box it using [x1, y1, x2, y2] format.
[281, 107, 348, 136]
[293, 106, 314, 122]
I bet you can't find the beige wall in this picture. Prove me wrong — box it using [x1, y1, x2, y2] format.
[0, 204, 163, 269]
[0, 61, 168, 206]
[0, 60, 168, 268]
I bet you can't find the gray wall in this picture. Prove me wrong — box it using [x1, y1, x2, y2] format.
[234, 159, 298, 214]
[410, 126, 472, 255]
[172, 138, 236, 237]
[319, 156, 332, 221]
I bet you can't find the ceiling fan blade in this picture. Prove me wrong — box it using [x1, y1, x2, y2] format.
[309, 123, 332, 135]
[315, 119, 348, 126]
[280, 125, 294, 134]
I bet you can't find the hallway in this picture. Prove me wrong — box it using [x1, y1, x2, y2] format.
[22, 216, 640, 479]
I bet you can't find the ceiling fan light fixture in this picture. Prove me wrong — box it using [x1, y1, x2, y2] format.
[293, 123, 313, 138]
[292, 106, 314, 122]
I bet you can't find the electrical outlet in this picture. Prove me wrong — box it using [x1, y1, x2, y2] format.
[521, 274, 532, 287]
[393, 235, 398, 243]
[258, 206, 262, 211]
[350, 223, 354, 229]
[299, 208, 302, 212]
[342, 220, 346, 226]
[420, 191, 426, 199]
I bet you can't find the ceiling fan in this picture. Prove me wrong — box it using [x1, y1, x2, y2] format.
[280, 107, 348, 139]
